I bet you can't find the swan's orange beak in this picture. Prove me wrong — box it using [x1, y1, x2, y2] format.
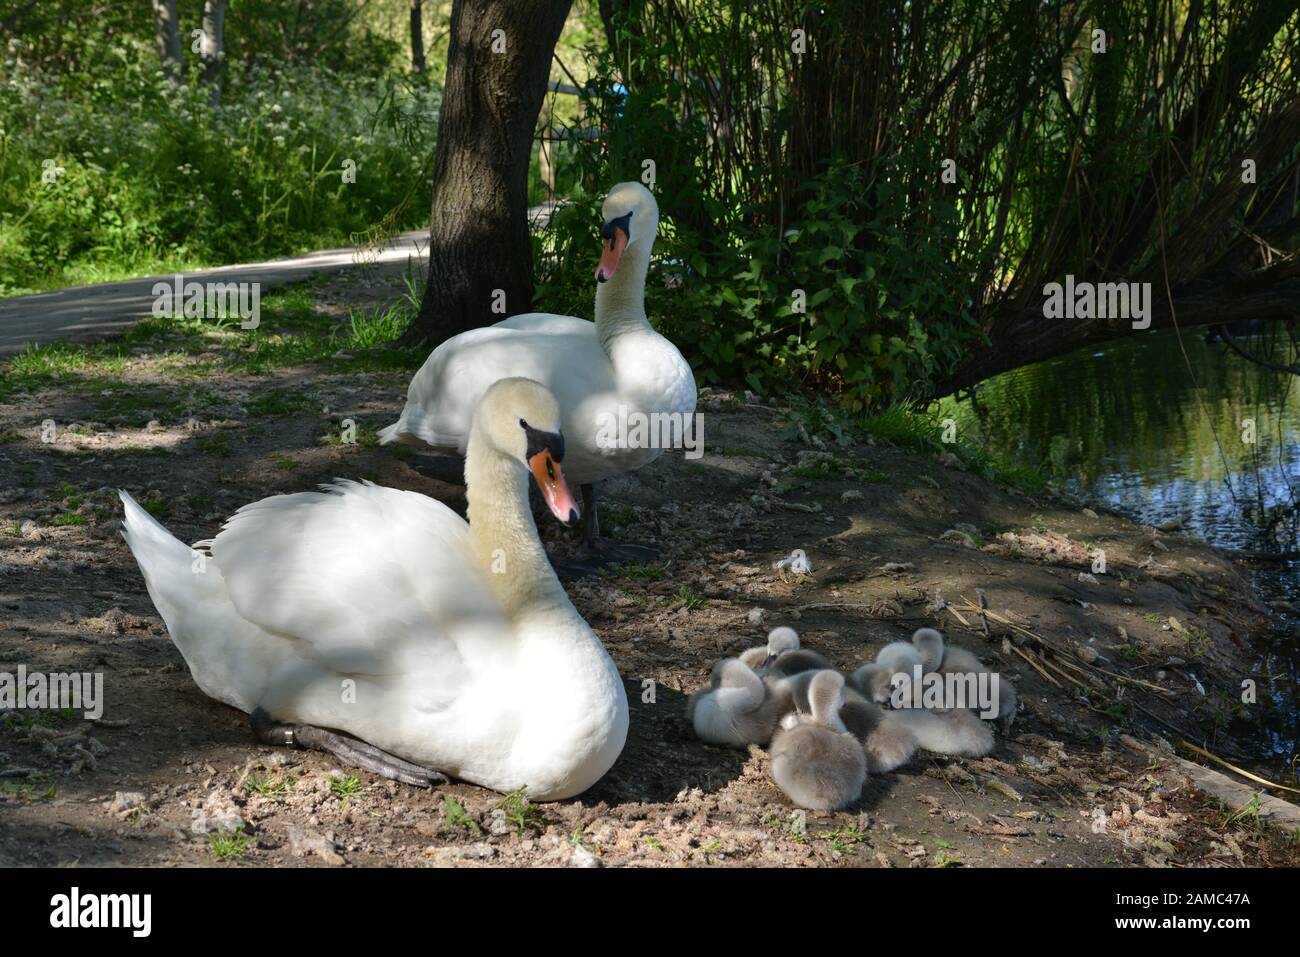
[529, 450, 580, 526]
[595, 226, 628, 283]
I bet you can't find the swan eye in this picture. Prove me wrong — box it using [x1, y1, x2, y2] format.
[546, 456, 555, 480]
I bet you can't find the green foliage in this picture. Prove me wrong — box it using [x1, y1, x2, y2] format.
[667, 163, 981, 411]
[0, 37, 437, 294]
[209, 827, 254, 861]
[531, 2, 984, 412]
[441, 795, 482, 836]
[494, 787, 547, 833]
[535, 161, 982, 411]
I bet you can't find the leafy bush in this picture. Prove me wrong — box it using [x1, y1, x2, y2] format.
[0, 36, 437, 294]
[534, 158, 982, 412]
[531, 2, 985, 412]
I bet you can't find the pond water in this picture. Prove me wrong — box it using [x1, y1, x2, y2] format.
[940, 327, 1299, 772]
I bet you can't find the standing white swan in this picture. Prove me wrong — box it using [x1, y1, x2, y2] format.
[120, 379, 628, 800]
[379, 181, 697, 569]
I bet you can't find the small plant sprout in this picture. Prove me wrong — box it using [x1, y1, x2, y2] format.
[495, 787, 546, 832]
[209, 827, 254, 861]
[442, 795, 481, 835]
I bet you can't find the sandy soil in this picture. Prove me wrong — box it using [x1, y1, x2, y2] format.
[1, 283, 1297, 868]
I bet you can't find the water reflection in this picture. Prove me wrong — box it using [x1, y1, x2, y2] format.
[939, 327, 1299, 767]
[941, 327, 1300, 551]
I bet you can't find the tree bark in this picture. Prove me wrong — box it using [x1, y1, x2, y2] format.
[151, 0, 183, 78]
[936, 277, 1300, 395]
[401, 0, 574, 349]
[410, 0, 426, 74]
[936, 91, 1300, 396]
[199, 0, 226, 105]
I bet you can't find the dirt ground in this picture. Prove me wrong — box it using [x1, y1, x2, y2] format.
[2, 278, 1298, 868]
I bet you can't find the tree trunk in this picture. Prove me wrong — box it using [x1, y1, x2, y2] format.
[936, 91, 1300, 396]
[410, 0, 426, 74]
[151, 0, 183, 78]
[936, 278, 1300, 395]
[401, 0, 574, 349]
[199, 0, 226, 105]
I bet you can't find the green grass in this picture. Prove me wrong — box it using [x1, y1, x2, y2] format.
[3, 707, 77, 734]
[243, 771, 292, 798]
[597, 502, 638, 528]
[1225, 793, 1264, 832]
[441, 795, 482, 836]
[0, 779, 57, 800]
[50, 513, 87, 527]
[604, 561, 670, 582]
[792, 461, 840, 480]
[495, 787, 547, 833]
[820, 823, 866, 854]
[209, 827, 254, 861]
[196, 434, 234, 456]
[142, 498, 170, 519]
[670, 586, 707, 611]
[0, 276, 428, 406]
[860, 404, 1045, 494]
[329, 774, 363, 803]
[319, 422, 383, 449]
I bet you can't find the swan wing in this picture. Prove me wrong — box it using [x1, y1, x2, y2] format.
[396, 315, 614, 452]
[209, 480, 508, 698]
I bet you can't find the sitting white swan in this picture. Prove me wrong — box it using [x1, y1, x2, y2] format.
[119, 378, 628, 800]
[379, 181, 697, 567]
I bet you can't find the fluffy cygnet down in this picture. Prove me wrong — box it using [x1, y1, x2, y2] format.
[686, 658, 802, 747]
[793, 671, 992, 771]
[738, 626, 831, 678]
[911, 627, 1017, 729]
[769, 670, 867, 810]
[848, 640, 924, 704]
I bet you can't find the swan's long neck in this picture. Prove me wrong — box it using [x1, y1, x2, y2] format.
[464, 434, 572, 619]
[595, 237, 654, 353]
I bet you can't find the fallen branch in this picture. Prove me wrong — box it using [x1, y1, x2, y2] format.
[1177, 739, 1300, 795]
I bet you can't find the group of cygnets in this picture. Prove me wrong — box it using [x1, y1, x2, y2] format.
[687, 626, 1017, 810]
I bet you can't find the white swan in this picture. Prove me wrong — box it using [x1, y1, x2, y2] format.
[379, 181, 697, 564]
[119, 378, 628, 800]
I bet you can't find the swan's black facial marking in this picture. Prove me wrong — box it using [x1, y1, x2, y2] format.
[520, 418, 565, 463]
[600, 211, 632, 247]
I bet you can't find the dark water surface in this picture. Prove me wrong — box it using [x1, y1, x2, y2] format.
[941, 327, 1299, 772]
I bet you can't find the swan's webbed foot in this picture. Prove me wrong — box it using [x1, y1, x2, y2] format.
[578, 539, 661, 565]
[405, 451, 466, 487]
[548, 552, 606, 581]
[547, 540, 660, 579]
[577, 484, 661, 567]
[250, 708, 448, 788]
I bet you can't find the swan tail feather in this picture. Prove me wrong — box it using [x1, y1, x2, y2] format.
[119, 489, 212, 632]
